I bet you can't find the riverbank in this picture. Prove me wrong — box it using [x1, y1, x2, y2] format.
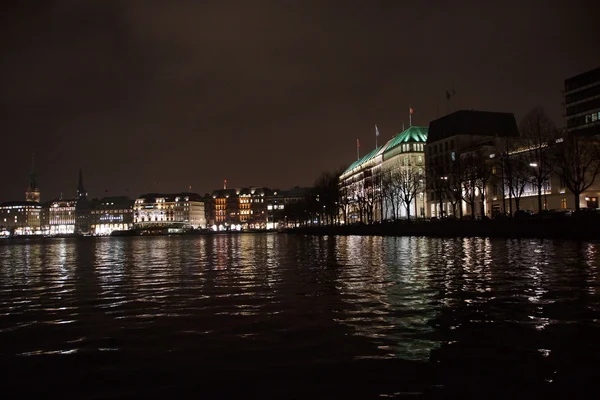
[281, 217, 600, 240]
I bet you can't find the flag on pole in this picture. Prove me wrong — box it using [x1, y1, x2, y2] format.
[375, 125, 380, 136]
[357, 138, 360, 148]
[409, 107, 414, 115]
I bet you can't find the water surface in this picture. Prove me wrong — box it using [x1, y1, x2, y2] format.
[1, 235, 599, 398]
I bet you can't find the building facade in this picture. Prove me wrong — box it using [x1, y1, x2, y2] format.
[89, 196, 134, 235]
[48, 199, 77, 235]
[425, 110, 519, 218]
[0, 201, 42, 236]
[339, 126, 428, 223]
[134, 193, 206, 230]
[205, 186, 310, 230]
[565, 66, 600, 137]
[207, 187, 270, 230]
[269, 186, 311, 228]
[563, 67, 600, 210]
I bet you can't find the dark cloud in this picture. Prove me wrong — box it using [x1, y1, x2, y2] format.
[1, 0, 599, 201]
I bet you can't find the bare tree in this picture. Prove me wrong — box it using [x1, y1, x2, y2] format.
[351, 180, 366, 223]
[519, 108, 558, 212]
[505, 152, 530, 212]
[442, 165, 463, 218]
[338, 183, 351, 224]
[473, 149, 494, 218]
[314, 170, 342, 225]
[362, 174, 377, 224]
[380, 169, 398, 220]
[460, 152, 478, 217]
[396, 166, 425, 221]
[426, 163, 446, 218]
[554, 133, 600, 211]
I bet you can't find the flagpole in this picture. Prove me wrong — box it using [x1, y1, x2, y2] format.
[409, 105, 412, 127]
[375, 124, 379, 148]
[356, 139, 360, 160]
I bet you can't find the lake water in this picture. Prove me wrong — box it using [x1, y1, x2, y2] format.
[1, 234, 599, 398]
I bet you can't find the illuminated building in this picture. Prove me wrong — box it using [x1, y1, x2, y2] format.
[207, 187, 271, 230]
[48, 199, 77, 235]
[134, 193, 206, 230]
[565, 66, 600, 137]
[564, 67, 600, 209]
[426, 110, 519, 217]
[90, 196, 134, 235]
[268, 186, 311, 229]
[339, 126, 428, 223]
[0, 201, 42, 236]
[0, 158, 43, 236]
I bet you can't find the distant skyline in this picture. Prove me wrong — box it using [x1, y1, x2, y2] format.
[2, 0, 600, 201]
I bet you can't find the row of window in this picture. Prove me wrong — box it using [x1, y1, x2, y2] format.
[399, 143, 425, 153]
[429, 140, 456, 155]
[584, 111, 600, 124]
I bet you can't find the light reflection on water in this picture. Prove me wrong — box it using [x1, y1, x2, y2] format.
[0, 235, 599, 397]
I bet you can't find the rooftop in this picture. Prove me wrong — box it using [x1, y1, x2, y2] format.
[136, 192, 203, 203]
[565, 66, 600, 92]
[427, 110, 519, 143]
[0, 201, 41, 208]
[342, 126, 428, 176]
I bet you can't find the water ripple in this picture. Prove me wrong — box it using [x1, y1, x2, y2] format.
[0, 235, 599, 396]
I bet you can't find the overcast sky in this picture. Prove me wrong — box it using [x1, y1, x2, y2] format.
[2, 0, 599, 201]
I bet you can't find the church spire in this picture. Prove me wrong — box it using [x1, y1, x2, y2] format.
[25, 153, 40, 203]
[29, 153, 37, 190]
[77, 168, 87, 200]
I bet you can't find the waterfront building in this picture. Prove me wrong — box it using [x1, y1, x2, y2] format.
[208, 187, 270, 230]
[425, 110, 519, 218]
[339, 126, 428, 223]
[48, 198, 77, 235]
[565, 66, 600, 137]
[89, 196, 134, 235]
[134, 193, 206, 230]
[563, 67, 600, 209]
[0, 201, 42, 236]
[40, 201, 50, 234]
[205, 186, 309, 230]
[269, 186, 312, 228]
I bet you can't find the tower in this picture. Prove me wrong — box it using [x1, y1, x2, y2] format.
[77, 168, 87, 200]
[25, 153, 41, 203]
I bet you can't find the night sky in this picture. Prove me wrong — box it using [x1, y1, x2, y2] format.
[2, 0, 599, 202]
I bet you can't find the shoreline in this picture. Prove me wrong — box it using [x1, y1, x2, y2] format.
[281, 218, 600, 240]
[2, 219, 599, 241]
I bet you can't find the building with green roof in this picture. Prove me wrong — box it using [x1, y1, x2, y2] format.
[339, 126, 428, 223]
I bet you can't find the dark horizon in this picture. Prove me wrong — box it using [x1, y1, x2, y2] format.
[2, 0, 599, 202]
